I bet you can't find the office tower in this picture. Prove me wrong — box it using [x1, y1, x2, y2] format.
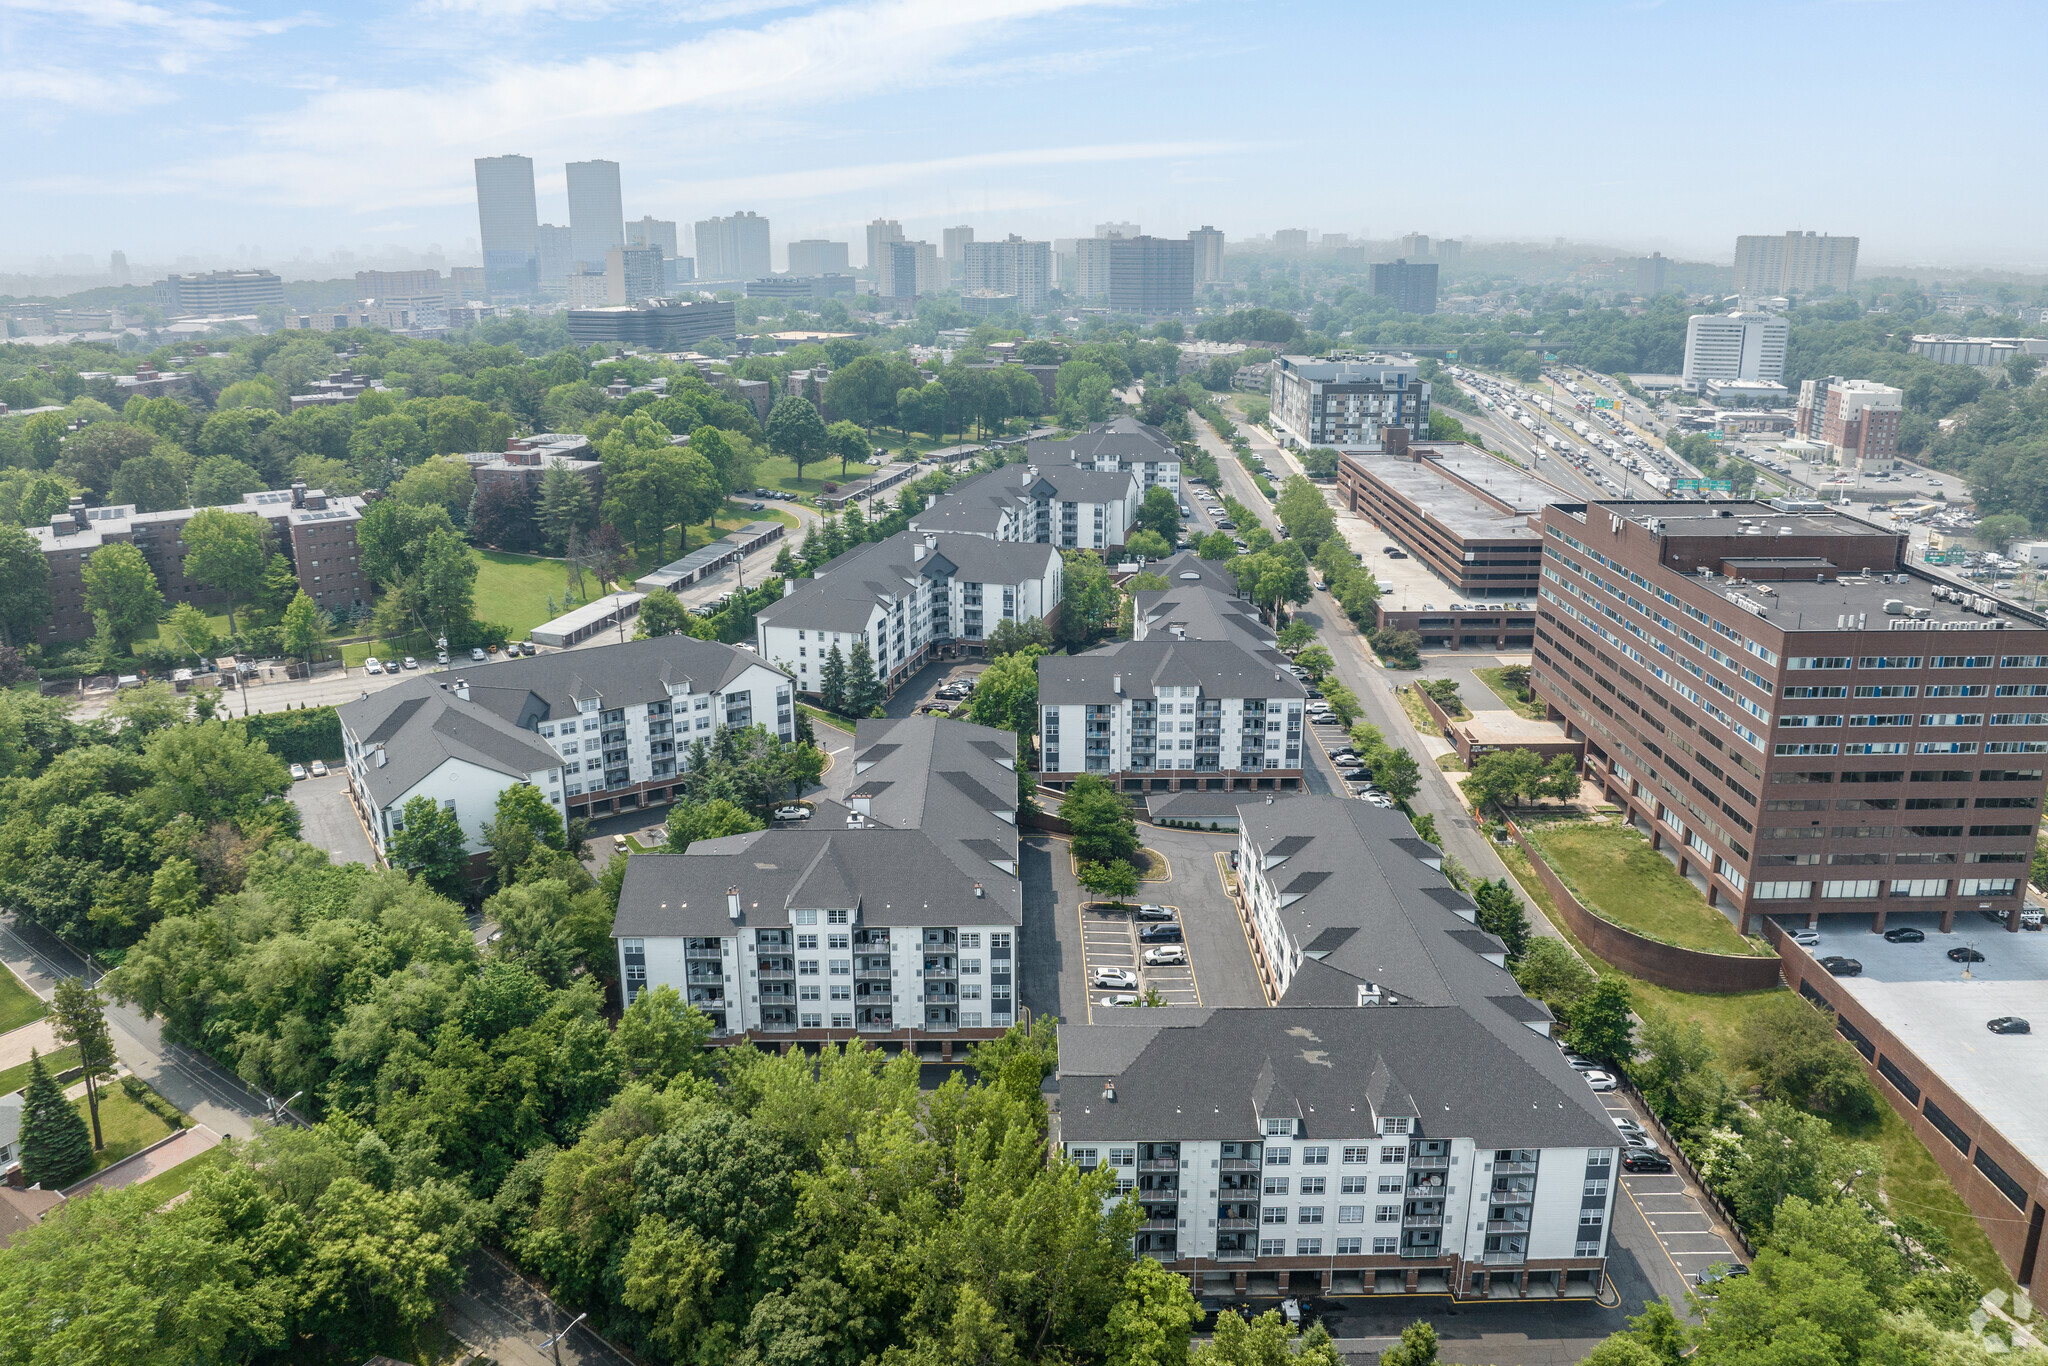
[1435, 238, 1462, 263]
[536, 224, 574, 291]
[1368, 259, 1438, 314]
[1188, 226, 1224, 283]
[153, 269, 285, 313]
[354, 269, 447, 324]
[1320, 232, 1349, 250]
[450, 266, 486, 300]
[567, 271, 610, 308]
[1399, 232, 1430, 258]
[787, 240, 850, 275]
[565, 160, 625, 272]
[1535, 499, 2048, 936]
[607, 245, 665, 304]
[1681, 311, 1789, 394]
[866, 218, 904, 271]
[962, 235, 1051, 313]
[878, 241, 940, 302]
[942, 225, 974, 277]
[1071, 236, 1114, 298]
[1095, 221, 1140, 238]
[474, 154, 539, 295]
[1273, 228, 1309, 253]
[693, 212, 770, 280]
[1733, 231, 1859, 296]
[108, 251, 130, 285]
[1105, 236, 1195, 314]
[1635, 252, 1668, 296]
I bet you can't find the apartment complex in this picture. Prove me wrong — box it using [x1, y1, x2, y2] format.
[878, 240, 942, 302]
[757, 530, 1062, 694]
[1733, 231, 1859, 296]
[30, 484, 366, 643]
[605, 244, 666, 303]
[565, 300, 736, 348]
[787, 240, 851, 276]
[467, 435, 603, 505]
[1681, 311, 1789, 396]
[962, 235, 1052, 313]
[1189, 226, 1225, 283]
[612, 715, 1022, 1048]
[1369, 260, 1438, 314]
[1038, 638, 1305, 792]
[1023, 416, 1181, 493]
[474, 154, 540, 294]
[337, 635, 792, 856]
[1534, 500, 2048, 934]
[1795, 378, 1904, 467]
[865, 219, 904, 271]
[153, 270, 284, 314]
[1106, 236, 1196, 315]
[909, 461, 1140, 551]
[942, 226, 974, 274]
[694, 212, 772, 281]
[1269, 354, 1432, 452]
[1132, 552, 1278, 654]
[1061, 798, 1616, 1299]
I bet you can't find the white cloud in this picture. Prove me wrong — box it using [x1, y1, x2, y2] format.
[0, 0, 319, 73]
[174, 0, 1139, 210]
[0, 64, 172, 111]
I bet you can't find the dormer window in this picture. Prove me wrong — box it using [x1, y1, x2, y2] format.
[1381, 1117, 1410, 1136]
[578, 698, 599, 713]
[1263, 1118, 1297, 1137]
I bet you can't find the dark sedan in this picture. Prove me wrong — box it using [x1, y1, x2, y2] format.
[1138, 925, 1183, 944]
[1622, 1148, 1672, 1173]
[1989, 1017, 2031, 1035]
[1947, 947, 1986, 964]
[1820, 956, 1862, 977]
[1883, 927, 1925, 944]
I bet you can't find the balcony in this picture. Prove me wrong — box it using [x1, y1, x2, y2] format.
[1211, 1249, 1257, 1263]
[1139, 1218, 1180, 1233]
[1482, 1250, 1528, 1266]
[1218, 1159, 1260, 1174]
[856, 966, 893, 982]
[1402, 1214, 1444, 1228]
[1485, 1219, 1532, 1234]
[757, 1022, 797, 1034]
[1139, 1158, 1180, 1172]
[1494, 1160, 1539, 1174]
[1409, 1153, 1450, 1170]
[1215, 1217, 1259, 1232]
[922, 964, 958, 981]
[1400, 1247, 1445, 1261]
[1488, 1189, 1534, 1206]
[685, 968, 723, 984]
[685, 946, 722, 961]
[758, 967, 795, 982]
[857, 1021, 896, 1033]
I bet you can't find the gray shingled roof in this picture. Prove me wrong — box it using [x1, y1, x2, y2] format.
[1058, 1005, 1616, 1149]
[1023, 416, 1177, 469]
[1038, 638, 1304, 705]
[335, 686, 562, 807]
[757, 530, 1057, 634]
[909, 461, 1139, 537]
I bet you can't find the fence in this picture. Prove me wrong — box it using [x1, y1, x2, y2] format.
[1505, 820, 1784, 993]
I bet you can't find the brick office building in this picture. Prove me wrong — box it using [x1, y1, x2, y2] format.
[1534, 500, 2048, 935]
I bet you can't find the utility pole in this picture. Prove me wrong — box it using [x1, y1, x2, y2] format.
[541, 1299, 588, 1366]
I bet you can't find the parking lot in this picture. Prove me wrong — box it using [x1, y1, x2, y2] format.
[289, 771, 376, 867]
[1595, 1089, 1745, 1290]
[882, 658, 987, 719]
[1079, 898, 1202, 1019]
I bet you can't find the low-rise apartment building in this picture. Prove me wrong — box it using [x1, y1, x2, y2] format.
[30, 483, 368, 644]
[1058, 797, 1616, 1301]
[336, 636, 793, 853]
[1038, 639, 1306, 793]
[1270, 354, 1432, 452]
[1534, 499, 2048, 933]
[757, 530, 1062, 695]
[1793, 378, 1904, 468]
[1023, 416, 1181, 494]
[909, 462, 1140, 551]
[611, 716, 1022, 1049]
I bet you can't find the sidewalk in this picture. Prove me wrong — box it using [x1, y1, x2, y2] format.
[0, 1017, 59, 1073]
[63, 1124, 220, 1197]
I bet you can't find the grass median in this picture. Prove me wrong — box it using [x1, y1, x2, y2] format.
[1523, 819, 1766, 957]
[0, 964, 46, 1034]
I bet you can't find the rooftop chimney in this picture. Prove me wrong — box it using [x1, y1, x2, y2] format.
[1385, 427, 1412, 460]
[454, 679, 469, 700]
[726, 886, 741, 920]
[1112, 674, 1123, 694]
[290, 480, 307, 508]
[974, 881, 984, 898]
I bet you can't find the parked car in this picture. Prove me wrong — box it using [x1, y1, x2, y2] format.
[309, 760, 328, 778]
[1789, 928, 1821, 948]
[1091, 967, 1138, 990]
[1227, 850, 1239, 870]
[1143, 945, 1188, 966]
[1883, 927, 1925, 944]
[1333, 755, 1363, 769]
[774, 805, 811, 821]
[1613, 1117, 1655, 1149]
[749, 502, 766, 511]
[436, 649, 450, 664]
[1099, 993, 1141, 1008]
[1622, 1147, 1672, 1173]
[1695, 1264, 1750, 1289]
[1583, 1070, 1618, 1092]
[1364, 794, 1395, 808]
[363, 656, 383, 674]
[1820, 956, 1863, 976]
[402, 656, 419, 670]
[1138, 924, 1183, 944]
[1989, 1016, 2032, 1035]
[470, 646, 487, 661]
[1563, 1054, 1598, 1072]
[1135, 904, 1175, 921]
[289, 763, 308, 781]
[1947, 946, 1986, 963]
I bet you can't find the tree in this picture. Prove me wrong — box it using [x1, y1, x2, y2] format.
[818, 642, 847, 712]
[635, 590, 700, 639]
[1471, 878, 1530, 961]
[1197, 530, 1237, 561]
[1277, 620, 1316, 653]
[467, 479, 538, 551]
[1125, 530, 1173, 561]
[1379, 1320, 1439, 1366]
[389, 454, 476, 523]
[0, 522, 53, 649]
[1275, 475, 1337, 556]
[1104, 1256, 1202, 1366]
[1631, 1009, 1735, 1142]
[180, 508, 269, 636]
[1293, 644, 1335, 682]
[688, 425, 760, 497]
[1567, 975, 1637, 1067]
[52, 421, 155, 498]
[1189, 1311, 1341, 1366]
[48, 978, 116, 1151]
[80, 542, 163, 658]
[355, 499, 455, 588]
[140, 720, 291, 826]
[108, 449, 189, 512]
[1723, 1101, 1875, 1232]
[606, 446, 721, 563]
[986, 616, 1052, 657]
[1514, 937, 1595, 1018]
[1064, 773, 1139, 864]
[1461, 747, 1547, 811]
[827, 420, 870, 475]
[765, 395, 830, 482]
[1056, 551, 1119, 648]
[1078, 858, 1139, 905]
[616, 984, 716, 1087]
[280, 591, 323, 664]
[1136, 486, 1179, 541]
[17, 1049, 92, 1188]
[481, 783, 568, 887]
[536, 460, 598, 553]
[823, 354, 908, 429]
[1730, 996, 1880, 1120]
[666, 797, 767, 853]
[1321, 680, 1359, 727]
[187, 453, 267, 507]
[416, 528, 479, 638]
[389, 793, 468, 897]
[1974, 512, 2030, 551]
[968, 648, 1042, 751]
[844, 639, 884, 715]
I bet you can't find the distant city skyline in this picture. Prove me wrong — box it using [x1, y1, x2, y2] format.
[6, 0, 2046, 274]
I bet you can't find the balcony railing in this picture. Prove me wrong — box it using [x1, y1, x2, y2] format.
[1139, 1158, 1180, 1172]
[1494, 1160, 1539, 1174]
[757, 1022, 797, 1034]
[1482, 1250, 1528, 1266]
[923, 1022, 958, 1034]
[1215, 1217, 1258, 1231]
[685, 946, 722, 961]
[855, 967, 893, 981]
[1211, 1249, 1256, 1263]
[1485, 1219, 1532, 1234]
[1218, 1159, 1260, 1173]
[1139, 1218, 1179, 1233]
[1488, 1189, 1534, 1206]
[858, 1021, 895, 1032]
[1400, 1247, 1443, 1260]
[758, 967, 795, 982]
[1409, 1153, 1450, 1170]
[922, 965, 958, 980]
[1402, 1214, 1444, 1228]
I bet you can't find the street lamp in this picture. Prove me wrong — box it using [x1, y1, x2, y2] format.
[541, 1300, 589, 1366]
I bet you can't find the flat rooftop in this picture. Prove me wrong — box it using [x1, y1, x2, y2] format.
[1333, 506, 1537, 613]
[1790, 910, 2048, 1172]
[1594, 499, 1893, 539]
[1346, 445, 1550, 542]
[1686, 567, 2048, 633]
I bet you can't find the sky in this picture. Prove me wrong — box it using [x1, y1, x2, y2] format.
[5, 0, 2044, 276]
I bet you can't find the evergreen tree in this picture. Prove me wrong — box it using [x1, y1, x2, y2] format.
[537, 461, 597, 554]
[819, 643, 847, 713]
[49, 979, 116, 1151]
[845, 639, 884, 716]
[17, 1050, 92, 1189]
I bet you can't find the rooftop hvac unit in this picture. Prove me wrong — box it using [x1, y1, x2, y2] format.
[1883, 599, 1907, 615]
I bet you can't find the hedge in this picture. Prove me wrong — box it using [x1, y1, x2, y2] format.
[240, 707, 344, 763]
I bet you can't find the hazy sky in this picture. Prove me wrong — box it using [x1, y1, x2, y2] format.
[6, 0, 2043, 273]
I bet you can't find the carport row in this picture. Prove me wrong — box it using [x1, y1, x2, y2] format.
[1081, 904, 1202, 1022]
[1603, 1094, 1744, 1288]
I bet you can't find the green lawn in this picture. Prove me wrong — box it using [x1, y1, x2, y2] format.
[147, 606, 235, 654]
[0, 964, 46, 1035]
[755, 452, 883, 498]
[79, 1090, 181, 1174]
[1396, 686, 1442, 737]
[1524, 820, 1769, 956]
[1474, 666, 1548, 721]
[0, 1044, 78, 1097]
[130, 1143, 231, 1209]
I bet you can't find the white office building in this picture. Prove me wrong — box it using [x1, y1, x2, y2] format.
[565, 159, 624, 273]
[962, 235, 1052, 313]
[1269, 354, 1431, 451]
[1680, 311, 1789, 395]
[694, 212, 772, 281]
[474, 154, 540, 295]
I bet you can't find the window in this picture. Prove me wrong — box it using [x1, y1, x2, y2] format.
[1264, 1176, 1289, 1196]
[960, 932, 980, 948]
[799, 984, 821, 1001]
[1068, 1148, 1098, 1169]
[830, 959, 851, 976]
[799, 1013, 822, 1028]
[1823, 880, 1880, 899]
[1265, 1147, 1291, 1166]
[1264, 1118, 1296, 1137]
[797, 934, 819, 950]
[1109, 1148, 1136, 1167]
[1337, 1237, 1363, 1254]
[1380, 1146, 1405, 1164]
[1341, 1176, 1369, 1194]
[1378, 1175, 1404, 1194]
[828, 933, 850, 950]
[798, 960, 820, 975]
[1342, 1146, 1372, 1164]
[1302, 1146, 1329, 1165]
[1889, 879, 1949, 898]
[1299, 1176, 1326, 1195]
[1260, 1238, 1287, 1256]
[827, 909, 849, 924]
[1339, 1205, 1365, 1223]
[829, 984, 851, 1001]
[1373, 1237, 1399, 1254]
[1262, 1206, 1287, 1225]
[1375, 1205, 1400, 1223]
[1297, 1206, 1325, 1224]
[1380, 1117, 1409, 1135]
[795, 910, 818, 926]
[1961, 878, 2018, 896]
[1296, 1238, 1322, 1255]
